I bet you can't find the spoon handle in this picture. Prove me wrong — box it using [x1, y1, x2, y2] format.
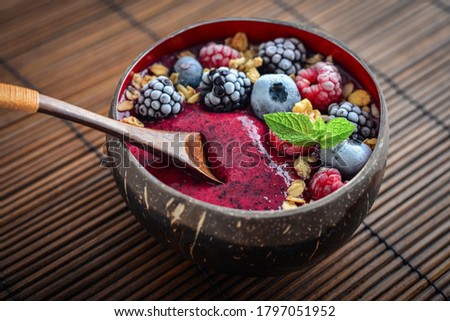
[0, 82, 40, 113]
[0, 83, 182, 152]
[0, 83, 222, 183]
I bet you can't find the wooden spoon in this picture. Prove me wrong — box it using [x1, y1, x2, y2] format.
[0, 83, 222, 184]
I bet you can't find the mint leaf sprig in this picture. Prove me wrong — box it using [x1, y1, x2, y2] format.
[264, 112, 355, 148]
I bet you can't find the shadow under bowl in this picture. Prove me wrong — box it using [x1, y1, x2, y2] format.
[107, 18, 389, 275]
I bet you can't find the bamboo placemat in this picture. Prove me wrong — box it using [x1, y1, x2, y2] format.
[0, 0, 449, 300]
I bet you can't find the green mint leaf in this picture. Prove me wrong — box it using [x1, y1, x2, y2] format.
[319, 117, 355, 148]
[311, 116, 326, 140]
[286, 135, 319, 147]
[264, 112, 355, 148]
[264, 112, 314, 141]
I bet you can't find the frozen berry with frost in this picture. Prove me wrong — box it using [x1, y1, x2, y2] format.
[199, 43, 241, 69]
[308, 167, 345, 200]
[134, 76, 183, 119]
[173, 56, 203, 88]
[199, 67, 251, 112]
[320, 138, 372, 180]
[295, 61, 342, 112]
[258, 37, 306, 75]
[328, 101, 377, 141]
[251, 74, 300, 119]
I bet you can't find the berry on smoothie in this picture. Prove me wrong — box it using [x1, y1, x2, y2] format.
[199, 43, 241, 69]
[258, 37, 306, 75]
[173, 56, 203, 88]
[251, 74, 301, 119]
[116, 32, 379, 210]
[295, 61, 343, 112]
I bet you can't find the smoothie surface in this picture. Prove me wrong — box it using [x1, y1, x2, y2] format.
[128, 104, 297, 210]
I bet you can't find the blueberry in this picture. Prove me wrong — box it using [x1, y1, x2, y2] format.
[320, 138, 372, 180]
[251, 74, 301, 119]
[173, 56, 203, 88]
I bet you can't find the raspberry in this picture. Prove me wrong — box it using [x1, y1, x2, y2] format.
[199, 67, 251, 112]
[295, 61, 342, 112]
[308, 167, 345, 200]
[268, 130, 314, 156]
[199, 43, 241, 69]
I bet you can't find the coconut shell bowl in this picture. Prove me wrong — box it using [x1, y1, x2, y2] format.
[107, 18, 388, 275]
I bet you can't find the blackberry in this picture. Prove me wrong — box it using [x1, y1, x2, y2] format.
[258, 37, 306, 75]
[328, 101, 376, 141]
[134, 76, 183, 119]
[199, 67, 252, 112]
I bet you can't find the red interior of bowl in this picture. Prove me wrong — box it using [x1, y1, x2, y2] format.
[118, 20, 380, 108]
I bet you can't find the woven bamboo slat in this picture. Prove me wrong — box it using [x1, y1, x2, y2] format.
[1, 0, 448, 301]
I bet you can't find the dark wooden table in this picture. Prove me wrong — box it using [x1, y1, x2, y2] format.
[1, 0, 449, 300]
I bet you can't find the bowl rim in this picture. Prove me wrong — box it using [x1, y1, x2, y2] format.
[110, 17, 388, 219]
